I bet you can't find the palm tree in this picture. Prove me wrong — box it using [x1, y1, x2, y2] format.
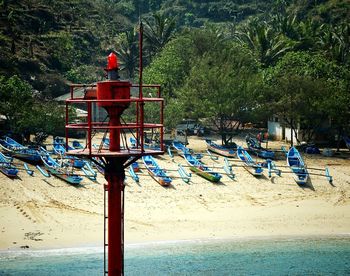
[143, 12, 176, 59]
[318, 23, 350, 64]
[116, 29, 139, 80]
[234, 19, 291, 67]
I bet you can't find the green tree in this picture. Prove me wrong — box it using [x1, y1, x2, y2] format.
[267, 75, 331, 144]
[234, 18, 292, 67]
[142, 34, 193, 127]
[116, 29, 139, 80]
[0, 75, 33, 133]
[143, 12, 176, 59]
[18, 101, 66, 143]
[318, 23, 350, 65]
[0, 75, 67, 142]
[264, 51, 349, 145]
[143, 34, 193, 98]
[180, 43, 262, 144]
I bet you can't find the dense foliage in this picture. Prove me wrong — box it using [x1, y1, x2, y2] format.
[0, 76, 66, 142]
[0, 0, 349, 145]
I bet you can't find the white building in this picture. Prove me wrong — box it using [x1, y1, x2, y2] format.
[268, 115, 331, 143]
[267, 115, 299, 142]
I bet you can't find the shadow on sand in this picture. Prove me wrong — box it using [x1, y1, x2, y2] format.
[298, 178, 315, 191]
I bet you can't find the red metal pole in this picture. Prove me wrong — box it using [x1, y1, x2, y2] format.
[87, 102, 92, 155]
[160, 99, 164, 152]
[65, 102, 69, 150]
[139, 20, 144, 153]
[108, 108, 121, 152]
[105, 158, 125, 276]
[136, 102, 139, 148]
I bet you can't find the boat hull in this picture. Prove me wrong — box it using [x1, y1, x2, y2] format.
[142, 156, 172, 186]
[147, 170, 171, 186]
[243, 165, 263, 176]
[291, 167, 308, 185]
[205, 140, 236, 157]
[287, 147, 309, 185]
[237, 146, 263, 177]
[47, 167, 82, 185]
[249, 147, 275, 159]
[0, 146, 41, 163]
[0, 168, 18, 177]
[207, 146, 236, 158]
[189, 166, 221, 182]
[13, 152, 42, 163]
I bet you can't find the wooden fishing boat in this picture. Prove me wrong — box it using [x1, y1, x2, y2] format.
[245, 135, 275, 159]
[39, 150, 83, 185]
[287, 147, 308, 185]
[184, 153, 222, 182]
[131, 161, 139, 172]
[0, 152, 18, 177]
[72, 141, 104, 175]
[72, 140, 84, 149]
[172, 141, 190, 157]
[129, 137, 161, 151]
[53, 137, 85, 168]
[142, 155, 172, 186]
[236, 146, 263, 176]
[205, 139, 236, 157]
[0, 136, 41, 163]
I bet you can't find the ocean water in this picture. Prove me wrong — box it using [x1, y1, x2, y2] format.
[0, 236, 349, 275]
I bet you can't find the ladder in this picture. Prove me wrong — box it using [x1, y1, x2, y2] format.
[104, 184, 108, 275]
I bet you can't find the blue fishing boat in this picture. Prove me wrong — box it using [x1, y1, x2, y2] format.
[39, 150, 83, 185]
[102, 137, 110, 148]
[237, 146, 263, 176]
[142, 155, 172, 186]
[72, 140, 84, 149]
[0, 152, 18, 177]
[131, 161, 139, 172]
[53, 137, 85, 169]
[184, 153, 222, 182]
[205, 139, 236, 158]
[72, 141, 104, 175]
[245, 135, 275, 159]
[129, 137, 161, 151]
[0, 136, 41, 163]
[287, 147, 308, 185]
[172, 141, 190, 157]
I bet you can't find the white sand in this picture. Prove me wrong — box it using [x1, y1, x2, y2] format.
[0, 137, 350, 250]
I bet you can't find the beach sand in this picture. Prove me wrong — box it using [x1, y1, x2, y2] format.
[0, 136, 350, 250]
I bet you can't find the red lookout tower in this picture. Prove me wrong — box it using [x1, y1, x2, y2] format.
[64, 25, 164, 275]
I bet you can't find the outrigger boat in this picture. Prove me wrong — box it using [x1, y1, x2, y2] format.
[142, 155, 172, 186]
[172, 141, 190, 157]
[205, 139, 236, 158]
[39, 149, 83, 185]
[53, 137, 85, 168]
[129, 137, 161, 151]
[245, 135, 275, 159]
[0, 152, 18, 177]
[236, 146, 263, 176]
[72, 141, 104, 175]
[0, 136, 41, 163]
[184, 153, 222, 182]
[287, 147, 308, 185]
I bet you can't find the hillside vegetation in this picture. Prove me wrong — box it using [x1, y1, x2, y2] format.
[0, 0, 349, 145]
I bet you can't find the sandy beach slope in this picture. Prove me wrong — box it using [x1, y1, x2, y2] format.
[0, 137, 349, 250]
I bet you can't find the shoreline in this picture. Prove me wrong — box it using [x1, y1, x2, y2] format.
[1, 233, 350, 253]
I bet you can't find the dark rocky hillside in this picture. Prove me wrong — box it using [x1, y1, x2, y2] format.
[0, 0, 348, 98]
